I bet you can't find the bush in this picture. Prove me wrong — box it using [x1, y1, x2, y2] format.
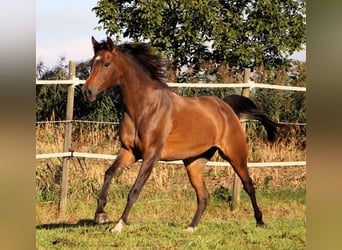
[36, 60, 306, 138]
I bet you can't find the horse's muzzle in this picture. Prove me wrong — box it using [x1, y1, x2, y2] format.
[82, 85, 96, 102]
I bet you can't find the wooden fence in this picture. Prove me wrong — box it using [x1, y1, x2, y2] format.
[36, 61, 306, 215]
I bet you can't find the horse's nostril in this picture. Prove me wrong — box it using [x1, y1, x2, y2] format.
[82, 87, 92, 98]
[82, 86, 93, 101]
[86, 88, 92, 98]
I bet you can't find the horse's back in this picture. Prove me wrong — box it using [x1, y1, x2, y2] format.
[173, 95, 241, 129]
[160, 94, 245, 161]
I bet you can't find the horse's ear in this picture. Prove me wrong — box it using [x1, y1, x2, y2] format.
[91, 36, 99, 48]
[106, 37, 115, 51]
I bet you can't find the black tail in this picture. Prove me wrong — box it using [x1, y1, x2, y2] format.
[223, 94, 280, 142]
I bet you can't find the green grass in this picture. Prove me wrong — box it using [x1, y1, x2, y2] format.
[36, 112, 306, 249]
[36, 218, 305, 249]
[36, 187, 305, 249]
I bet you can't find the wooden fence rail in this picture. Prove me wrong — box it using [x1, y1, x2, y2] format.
[36, 151, 306, 167]
[36, 79, 306, 92]
[36, 62, 306, 215]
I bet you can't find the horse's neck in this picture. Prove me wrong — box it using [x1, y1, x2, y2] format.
[119, 70, 163, 118]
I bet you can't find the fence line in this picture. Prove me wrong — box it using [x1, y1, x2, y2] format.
[36, 119, 306, 127]
[36, 152, 306, 168]
[36, 78, 306, 92]
[36, 64, 306, 214]
[36, 119, 121, 125]
[36, 77, 307, 167]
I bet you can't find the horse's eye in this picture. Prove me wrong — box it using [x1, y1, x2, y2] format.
[104, 62, 110, 67]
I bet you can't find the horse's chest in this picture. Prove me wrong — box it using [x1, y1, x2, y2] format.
[120, 108, 172, 152]
[119, 121, 157, 151]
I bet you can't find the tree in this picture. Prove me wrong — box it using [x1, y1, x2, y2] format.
[36, 57, 69, 121]
[36, 59, 123, 122]
[93, 0, 306, 81]
[212, 0, 306, 68]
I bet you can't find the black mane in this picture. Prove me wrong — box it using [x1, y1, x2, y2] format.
[94, 41, 167, 85]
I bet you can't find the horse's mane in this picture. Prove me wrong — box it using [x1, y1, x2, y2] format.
[95, 41, 167, 86]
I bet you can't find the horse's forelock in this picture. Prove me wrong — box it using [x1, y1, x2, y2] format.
[93, 40, 111, 53]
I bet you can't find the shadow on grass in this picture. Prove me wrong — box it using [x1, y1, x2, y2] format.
[36, 219, 115, 230]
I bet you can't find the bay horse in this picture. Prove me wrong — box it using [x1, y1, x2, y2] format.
[82, 37, 279, 232]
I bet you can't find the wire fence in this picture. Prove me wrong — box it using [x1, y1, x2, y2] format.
[36, 79, 306, 167]
[36, 64, 306, 214]
[36, 119, 305, 126]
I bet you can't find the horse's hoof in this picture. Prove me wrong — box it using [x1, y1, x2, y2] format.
[185, 226, 197, 233]
[256, 222, 267, 228]
[94, 212, 107, 224]
[110, 219, 125, 233]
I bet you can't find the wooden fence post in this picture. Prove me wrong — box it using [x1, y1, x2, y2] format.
[231, 68, 250, 210]
[59, 60, 76, 216]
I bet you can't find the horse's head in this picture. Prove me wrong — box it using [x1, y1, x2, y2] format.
[82, 37, 122, 102]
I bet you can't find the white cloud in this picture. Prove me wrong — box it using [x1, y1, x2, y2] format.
[36, 36, 98, 68]
[36, 0, 106, 68]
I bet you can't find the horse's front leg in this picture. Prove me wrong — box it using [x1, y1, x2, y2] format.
[94, 148, 136, 224]
[112, 154, 159, 232]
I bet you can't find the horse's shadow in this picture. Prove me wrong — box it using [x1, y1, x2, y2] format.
[36, 219, 114, 230]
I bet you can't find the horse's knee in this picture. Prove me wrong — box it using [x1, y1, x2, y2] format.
[243, 177, 255, 194]
[105, 165, 118, 177]
[127, 187, 140, 203]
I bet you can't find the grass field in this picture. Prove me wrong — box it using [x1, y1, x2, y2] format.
[36, 185, 305, 249]
[36, 123, 306, 249]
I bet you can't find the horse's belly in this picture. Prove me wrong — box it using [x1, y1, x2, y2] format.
[160, 130, 215, 161]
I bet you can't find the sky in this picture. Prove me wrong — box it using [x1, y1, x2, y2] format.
[36, 0, 107, 68]
[36, 1, 306, 69]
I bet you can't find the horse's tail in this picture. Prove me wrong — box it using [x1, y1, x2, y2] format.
[223, 94, 281, 143]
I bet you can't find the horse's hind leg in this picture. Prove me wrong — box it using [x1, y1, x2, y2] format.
[94, 148, 136, 224]
[183, 157, 211, 231]
[219, 146, 266, 227]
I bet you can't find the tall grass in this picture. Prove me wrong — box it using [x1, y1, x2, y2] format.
[36, 121, 305, 204]
[36, 187, 306, 249]
[36, 123, 306, 248]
